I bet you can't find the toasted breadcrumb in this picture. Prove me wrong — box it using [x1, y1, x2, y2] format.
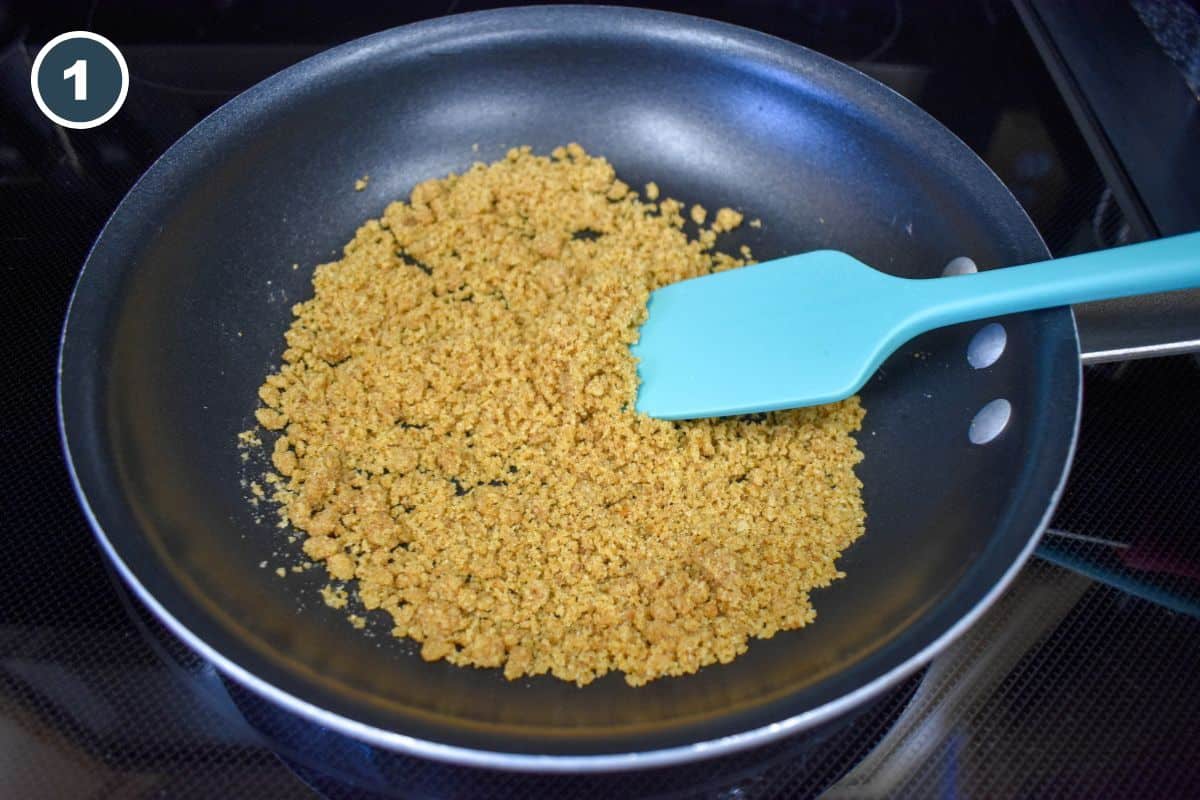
[237, 429, 262, 447]
[711, 207, 743, 233]
[321, 585, 349, 609]
[251, 145, 865, 686]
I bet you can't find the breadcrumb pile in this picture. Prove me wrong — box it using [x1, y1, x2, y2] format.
[251, 145, 866, 686]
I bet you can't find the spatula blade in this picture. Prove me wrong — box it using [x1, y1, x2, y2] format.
[631, 251, 908, 419]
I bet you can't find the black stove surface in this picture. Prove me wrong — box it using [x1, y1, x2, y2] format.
[3, 2, 1199, 797]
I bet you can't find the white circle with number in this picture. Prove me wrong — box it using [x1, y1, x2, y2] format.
[30, 31, 129, 130]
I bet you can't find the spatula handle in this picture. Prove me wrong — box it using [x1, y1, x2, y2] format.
[907, 231, 1200, 332]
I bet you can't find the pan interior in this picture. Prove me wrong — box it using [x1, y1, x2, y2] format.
[60, 8, 1077, 757]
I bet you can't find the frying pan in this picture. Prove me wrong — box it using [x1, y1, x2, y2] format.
[57, 6, 1079, 771]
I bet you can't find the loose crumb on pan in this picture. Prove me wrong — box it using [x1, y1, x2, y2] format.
[355, 175, 369, 191]
[711, 207, 743, 234]
[644, 181, 660, 201]
[321, 585, 349, 609]
[237, 429, 262, 448]
[250, 144, 866, 687]
[689, 203, 707, 226]
[749, 217, 762, 228]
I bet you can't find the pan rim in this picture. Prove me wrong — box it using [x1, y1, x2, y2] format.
[57, 4, 1082, 772]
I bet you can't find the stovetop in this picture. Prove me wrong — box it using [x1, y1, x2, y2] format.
[2, 2, 1199, 797]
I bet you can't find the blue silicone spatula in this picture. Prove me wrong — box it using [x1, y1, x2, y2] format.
[632, 231, 1200, 420]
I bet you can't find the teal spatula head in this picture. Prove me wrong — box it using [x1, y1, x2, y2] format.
[631, 232, 1200, 420]
[632, 251, 906, 419]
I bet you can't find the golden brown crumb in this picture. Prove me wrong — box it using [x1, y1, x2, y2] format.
[251, 145, 866, 687]
[711, 207, 743, 233]
[749, 218, 762, 228]
[349, 614, 366, 629]
[690, 203, 707, 225]
[275, 567, 286, 578]
[644, 181, 660, 201]
[237, 429, 262, 448]
[320, 585, 349, 609]
[355, 176, 369, 191]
